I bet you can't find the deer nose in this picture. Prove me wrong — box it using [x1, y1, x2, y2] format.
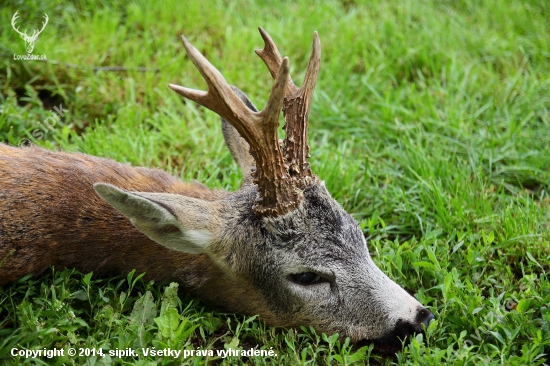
[387, 307, 435, 342]
[416, 307, 435, 330]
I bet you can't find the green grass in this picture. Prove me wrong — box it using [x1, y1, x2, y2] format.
[1, 0, 549, 364]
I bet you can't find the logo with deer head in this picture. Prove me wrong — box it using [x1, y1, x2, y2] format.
[11, 11, 49, 54]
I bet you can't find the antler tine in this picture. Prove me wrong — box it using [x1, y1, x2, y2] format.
[11, 11, 25, 37]
[170, 35, 301, 217]
[255, 28, 321, 188]
[169, 36, 248, 132]
[255, 27, 297, 96]
[38, 14, 49, 34]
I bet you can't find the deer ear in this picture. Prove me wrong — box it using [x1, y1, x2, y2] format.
[94, 183, 220, 254]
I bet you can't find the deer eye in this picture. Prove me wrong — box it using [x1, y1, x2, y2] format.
[291, 272, 323, 285]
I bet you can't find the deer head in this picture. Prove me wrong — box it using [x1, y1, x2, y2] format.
[11, 11, 48, 54]
[94, 28, 434, 348]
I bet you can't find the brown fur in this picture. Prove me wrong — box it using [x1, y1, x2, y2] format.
[0, 143, 275, 318]
[0, 143, 211, 282]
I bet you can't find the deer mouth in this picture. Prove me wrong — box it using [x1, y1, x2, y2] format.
[352, 334, 413, 355]
[358, 314, 434, 354]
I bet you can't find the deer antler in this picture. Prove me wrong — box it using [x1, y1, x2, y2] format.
[255, 27, 321, 188]
[169, 36, 301, 217]
[11, 11, 27, 38]
[33, 13, 49, 38]
[11, 12, 48, 40]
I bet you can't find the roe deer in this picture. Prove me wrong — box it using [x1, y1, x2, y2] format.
[0, 28, 433, 348]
